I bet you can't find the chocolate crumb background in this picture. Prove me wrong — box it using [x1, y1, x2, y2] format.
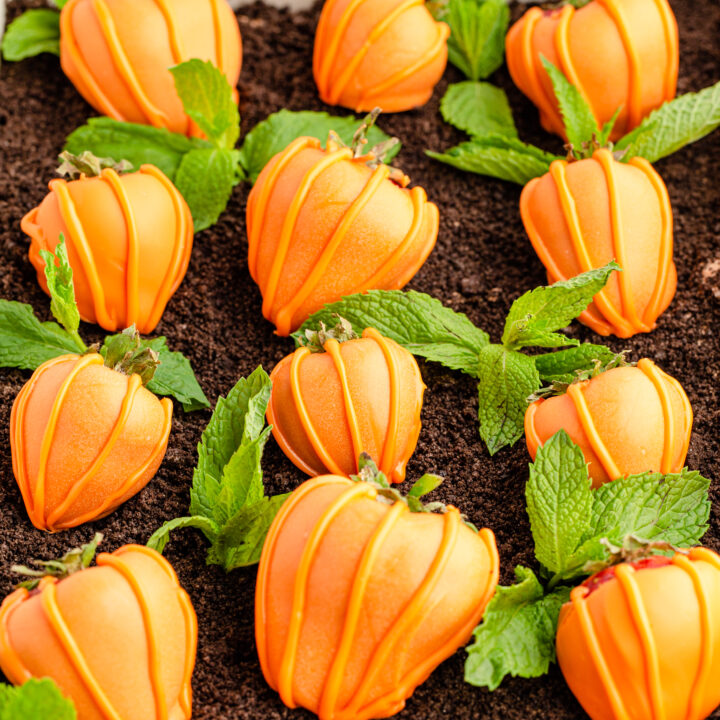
[1, 1, 719, 718]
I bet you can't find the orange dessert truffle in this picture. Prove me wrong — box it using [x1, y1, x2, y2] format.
[0, 544, 197, 720]
[22, 161, 193, 335]
[256, 474, 499, 720]
[268, 327, 425, 483]
[10, 354, 172, 532]
[247, 135, 439, 336]
[59, 0, 242, 136]
[506, 0, 678, 141]
[520, 148, 676, 338]
[313, 0, 450, 113]
[525, 360, 692, 487]
[557, 548, 720, 720]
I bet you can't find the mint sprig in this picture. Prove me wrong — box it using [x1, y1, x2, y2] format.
[0, 679, 76, 720]
[147, 367, 289, 569]
[440, 82, 517, 139]
[1, 9, 60, 62]
[465, 430, 711, 690]
[294, 263, 618, 454]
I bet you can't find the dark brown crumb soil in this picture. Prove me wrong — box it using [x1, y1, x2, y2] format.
[1, 1, 719, 718]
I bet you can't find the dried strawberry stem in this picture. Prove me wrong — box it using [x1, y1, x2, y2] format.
[297, 316, 358, 353]
[57, 150, 133, 180]
[103, 326, 160, 385]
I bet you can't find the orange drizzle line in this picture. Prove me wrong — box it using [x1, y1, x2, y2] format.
[595, 0, 642, 129]
[628, 156, 674, 328]
[652, 0, 679, 100]
[138, 165, 193, 331]
[523, 398, 544, 458]
[342, 508, 461, 716]
[255, 476, 348, 688]
[671, 554, 713, 720]
[41, 578, 123, 720]
[273, 164, 390, 334]
[636, 359, 675, 474]
[569, 585, 630, 720]
[208, 0, 225, 72]
[312, 0, 336, 85]
[615, 564, 665, 720]
[247, 137, 319, 281]
[0, 588, 33, 685]
[318, 501, 407, 717]
[60, 0, 125, 121]
[662, 371, 693, 467]
[98, 554, 168, 719]
[51, 178, 114, 329]
[362, 329, 400, 477]
[277, 483, 375, 708]
[549, 160, 634, 337]
[262, 148, 353, 325]
[566, 382, 622, 480]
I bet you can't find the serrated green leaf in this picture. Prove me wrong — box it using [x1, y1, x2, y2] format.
[465, 566, 570, 690]
[476, 345, 540, 454]
[597, 107, 622, 146]
[2, 9, 60, 62]
[294, 290, 489, 377]
[146, 515, 220, 554]
[170, 59, 240, 150]
[173, 147, 238, 232]
[526, 430, 593, 574]
[238, 109, 399, 183]
[502, 262, 619, 350]
[534, 344, 618, 384]
[40, 236, 82, 338]
[616, 80, 720, 163]
[0, 678, 76, 720]
[441, 81, 517, 138]
[427, 135, 560, 185]
[408, 473, 444, 498]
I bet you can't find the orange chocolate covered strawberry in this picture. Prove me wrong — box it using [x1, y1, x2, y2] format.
[506, 0, 678, 141]
[268, 323, 425, 483]
[247, 126, 439, 336]
[22, 153, 193, 335]
[525, 359, 692, 487]
[521, 149, 676, 338]
[0, 537, 197, 720]
[256, 465, 499, 720]
[556, 548, 720, 720]
[313, 0, 449, 113]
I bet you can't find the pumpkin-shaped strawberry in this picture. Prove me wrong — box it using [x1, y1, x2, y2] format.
[556, 548, 720, 720]
[520, 148, 676, 338]
[0, 539, 197, 720]
[59, 0, 242, 136]
[506, 0, 678, 141]
[256, 467, 499, 720]
[313, 0, 449, 113]
[22, 153, 193, 335]
[525, 359, 692, 487]
[10, 349, 172, 532]
[247, 133, 439, 336]
[268, 324, 424, 484]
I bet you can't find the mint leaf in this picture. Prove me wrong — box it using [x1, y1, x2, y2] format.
[294, 290, 489, 377]
[147, 515, 220, 553]
[39, 236, 83, 339]
[438, 0, 510, 81]
[0, 678, 76, 720]
[597, 107, 622, 146]
[502, 262, 619, 350]
[238, 109, 399, 183]
[477, 345, 540, 454]
[173, 148, 239, 232]
[465, 567, 570, 690]
[534, 344, 618, 384]
[2, 9, 60, 62]
[0, 300, 83, 370]
[427, 135, 560, 185]
[440, 82, 517, 138]
[64, 118, 209, 181]
[526, 430, 592, 574]
[170, 59, 240, 150]
[541, 56, 598, 150]
[616, 80, 720, 163]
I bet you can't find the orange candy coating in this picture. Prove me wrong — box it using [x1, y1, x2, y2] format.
[525, 359, 692, 488]
[10, 354, 172, 532]
[0, 544, 197, 720]
[267, 328, 425, 484]
[256, 475, 499, 720]
[506, 0, 678, 142]
[59, 0, 242, 136]
[520, 149, 676, 339]
[247, 136, 439, 336]
[22, 165, 193, 335]
[556, 548, 720, 720]
[313, 0, 449, 113]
